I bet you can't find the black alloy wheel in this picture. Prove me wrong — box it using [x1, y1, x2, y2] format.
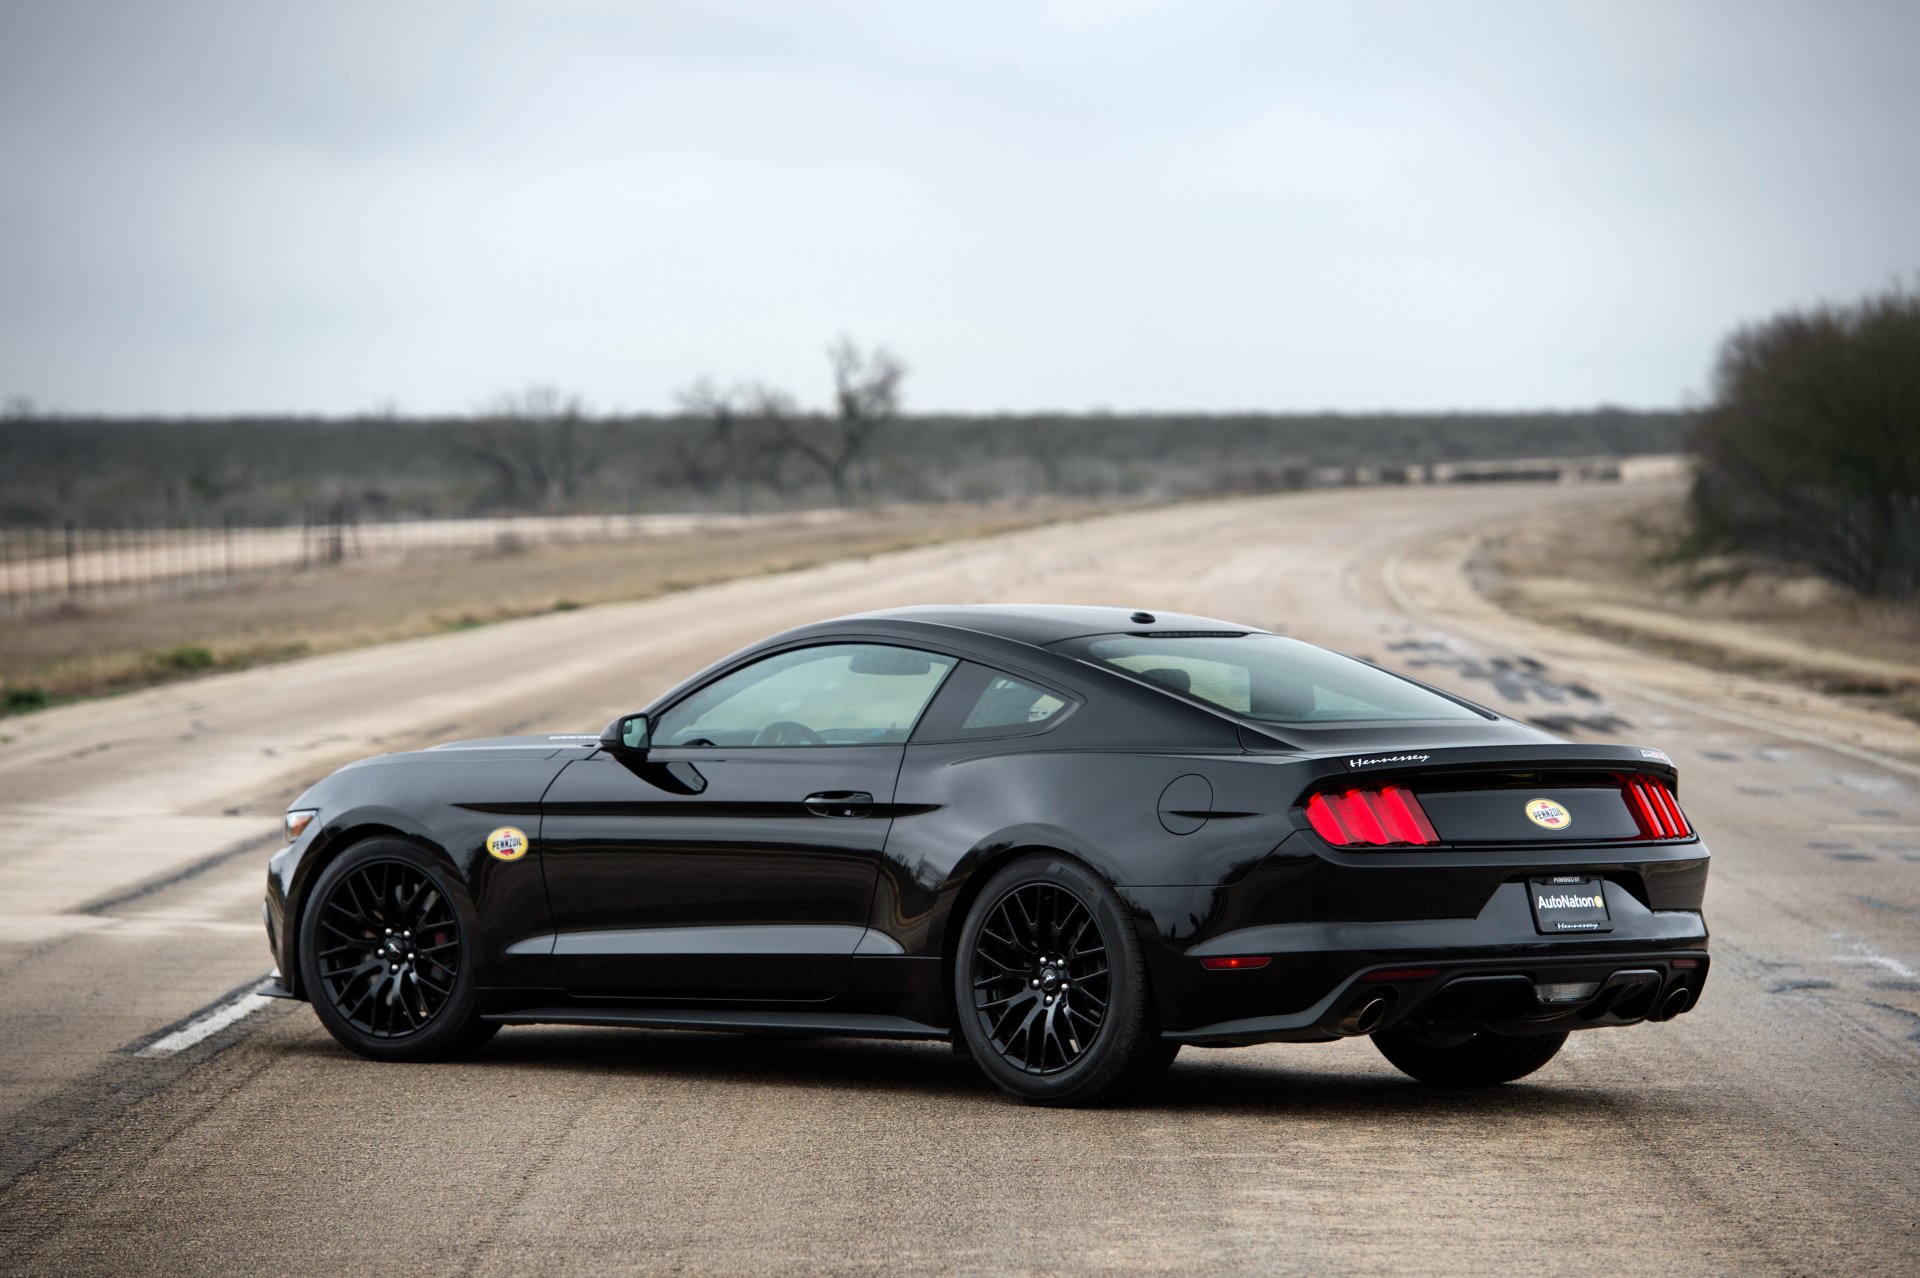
[315, 859, 461, 1038]
[298, 837, 497, 1061]
[970, 880, 1111, 1074]
[955, 853, 1177, 1106]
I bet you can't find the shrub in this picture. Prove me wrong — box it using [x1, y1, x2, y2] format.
[154, 644, 217, 672]
[1687, 284, 1920, 599]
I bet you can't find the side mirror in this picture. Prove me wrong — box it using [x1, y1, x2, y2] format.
[599, 712, 650, 755]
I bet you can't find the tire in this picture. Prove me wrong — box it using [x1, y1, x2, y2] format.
[297, 837, 498, 1062]
[954, 852, 1168, 1107]
[1371, 1025, 1567, 1085]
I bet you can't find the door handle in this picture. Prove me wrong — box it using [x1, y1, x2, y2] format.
[803, 791, 874, 818]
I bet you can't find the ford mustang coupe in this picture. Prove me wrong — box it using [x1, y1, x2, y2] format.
[262, 604, 1709, 1106]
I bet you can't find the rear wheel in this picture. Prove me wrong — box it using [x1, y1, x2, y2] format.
[955, 853, 1169, 1106]
[1371, 1024, 1566, 1085]
[298, 838, 498, 1062]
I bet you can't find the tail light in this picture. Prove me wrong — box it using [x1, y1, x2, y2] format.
[1624, 775, 1691, 839]
[1305, 785, 1441, 847]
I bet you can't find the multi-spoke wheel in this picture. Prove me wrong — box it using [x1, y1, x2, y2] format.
[315, 859, 461, 1037]
[297, 838, 496, 1061]
[970, 881, 1111, 1074]
[955, 853, 1175, 1106]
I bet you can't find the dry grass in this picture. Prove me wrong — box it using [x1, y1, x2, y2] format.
[1479, 491, 1920, 720]
[0, 501, 1109, 714]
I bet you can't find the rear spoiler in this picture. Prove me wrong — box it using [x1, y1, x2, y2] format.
[1286, 742, 1680, 792]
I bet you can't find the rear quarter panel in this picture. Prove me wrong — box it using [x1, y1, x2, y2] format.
[877, 744, 1300, 956]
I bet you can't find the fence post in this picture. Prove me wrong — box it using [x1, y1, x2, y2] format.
[324, 501, 345, 564]
[64, 520, 75, 599]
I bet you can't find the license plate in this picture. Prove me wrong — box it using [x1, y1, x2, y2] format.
[1528, 875, 1613, 934]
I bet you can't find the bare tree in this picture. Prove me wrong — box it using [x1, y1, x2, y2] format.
[462, 385, 596, 509]
[671, 378, 812, 507]
[737, 381, 808, 498]
[765, 337, 908, 503]
[670, 377, 741, 498]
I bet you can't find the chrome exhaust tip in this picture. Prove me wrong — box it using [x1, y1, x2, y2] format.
[1651, 986, 1693, 1022]
[1333, 993, 1393, 1037]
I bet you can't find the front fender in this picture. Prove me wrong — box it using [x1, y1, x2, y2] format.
[270, 757, 571, 997]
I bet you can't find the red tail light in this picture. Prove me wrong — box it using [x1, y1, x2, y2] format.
[1624, 776, 1691, 839]
[1305, 785, 1441, 847]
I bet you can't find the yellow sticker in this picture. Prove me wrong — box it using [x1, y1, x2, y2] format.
[486, 825, 529, 861]
[1524, 798, 1571, 830]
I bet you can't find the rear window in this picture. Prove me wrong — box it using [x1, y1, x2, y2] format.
[1051, 633, 1483, 724]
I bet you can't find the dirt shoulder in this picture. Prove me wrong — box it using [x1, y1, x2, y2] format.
[1469, 487, 1920, 724]
[0, 501, 1111, 715]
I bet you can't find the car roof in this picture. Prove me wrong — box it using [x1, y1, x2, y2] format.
[829, 603, 1263, 648]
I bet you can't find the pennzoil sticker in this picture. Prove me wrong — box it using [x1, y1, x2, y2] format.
[1524, 798, 1572, 830]
[486, 826, 529, 861]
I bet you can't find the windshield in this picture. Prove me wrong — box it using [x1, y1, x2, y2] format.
[1051, 633, 1484, 724]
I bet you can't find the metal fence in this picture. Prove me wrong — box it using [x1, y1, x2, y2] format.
[0, 507, 856, 616]
[0, 456, 1678, 618]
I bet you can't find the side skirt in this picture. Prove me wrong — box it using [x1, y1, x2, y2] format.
[481, 1005, 949, 1041]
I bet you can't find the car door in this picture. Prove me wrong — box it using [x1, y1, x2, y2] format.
[539, 642, 958, 1000]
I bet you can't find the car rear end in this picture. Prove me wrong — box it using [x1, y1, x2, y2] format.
[1148, 744, 1710, 1046]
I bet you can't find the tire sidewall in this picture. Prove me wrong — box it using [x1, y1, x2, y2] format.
[298, 836, 485, 1062]
[955, 853, 1152, 1103]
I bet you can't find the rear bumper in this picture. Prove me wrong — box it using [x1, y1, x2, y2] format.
[1138, 862, 1710, 1037]
[1168, 949, 1708, 1045]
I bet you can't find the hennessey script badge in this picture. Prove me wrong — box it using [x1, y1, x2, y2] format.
[1347, 753, 1430, 769]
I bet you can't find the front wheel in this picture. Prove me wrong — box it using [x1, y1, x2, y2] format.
[1372, 1024, 1567, 1085]
[955, 853, 1169, 1107]
[297, 838, 498, 1062]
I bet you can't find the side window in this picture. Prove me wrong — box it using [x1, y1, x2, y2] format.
[962, 675, 1069, 731]
[654, 643, 957, 747]
[912, 662, 1078, 742]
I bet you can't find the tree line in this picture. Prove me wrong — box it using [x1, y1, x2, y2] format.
[1685, 283, 1919, 600]
[0, 335, 1691, 526]
[461, 338, 908, 511]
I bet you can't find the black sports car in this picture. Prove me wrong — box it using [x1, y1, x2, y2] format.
[262, 604, 1709, 1105]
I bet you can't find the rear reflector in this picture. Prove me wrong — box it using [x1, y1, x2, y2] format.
[1624, 776, 1692, 839]
[1200, 956, 1271, 971]
[1672, 958, 1699, 969]
[1305, 785, 1441, 847]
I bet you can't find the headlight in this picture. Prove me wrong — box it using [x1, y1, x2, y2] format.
[285, 809, 318, 843]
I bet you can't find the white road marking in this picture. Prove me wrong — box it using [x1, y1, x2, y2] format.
[1828, 942, 1917, 980]
[136, 987, 275, 1058]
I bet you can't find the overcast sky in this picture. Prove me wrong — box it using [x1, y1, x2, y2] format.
[1, 1, 1915, 416]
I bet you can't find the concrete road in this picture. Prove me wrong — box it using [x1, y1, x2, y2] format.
[1, 485, 1915, 1275]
